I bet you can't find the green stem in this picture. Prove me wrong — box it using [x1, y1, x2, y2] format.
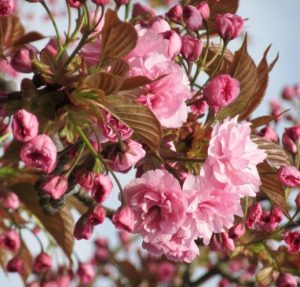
[0, 132, 10, 144]
[65, 143, 85, 177]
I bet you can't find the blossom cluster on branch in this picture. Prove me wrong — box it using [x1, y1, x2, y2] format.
[0, 0, 299, 286]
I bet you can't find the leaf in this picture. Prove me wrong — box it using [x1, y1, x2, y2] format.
[110, 58, 129, 77]
[100, 10, 138, 66]
[120, 76, 153, 91]
[216, 35, 258, 121]
[258, 162, 289, 218]
[251, 115, 275, 130]
[12, 31, 44, 47]
[13, 183, 74, 260]
[114, 260, 142, 286]
[85, 72, 124, 95]
[102, 96, 161, 150]
[256, 267, 273, 286]
[251, 135, 292, 169]
[20, 240, 33, 282]
[68, 196, 88, 214]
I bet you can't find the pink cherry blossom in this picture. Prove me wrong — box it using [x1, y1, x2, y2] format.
[0, 0, 14, 16]
[278, 165, 300, 187]
[41, 175, 68, 200]
[91, 174, 113, 203]
[112, 205, 135, 232]
[215, 13, 244, 40]
[33, 252, 52, 273]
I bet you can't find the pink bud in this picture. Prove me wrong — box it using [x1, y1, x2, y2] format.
[282, 126, 300, 154]
[12, 109, 39, 142]
[132, 3, 156, 18]
[197, 2, 210, 20]
[157, 262, 176, 283]
[94, 247, 109, 263]
[33, 252, 52, 273]
[221, 232, 235, 251]
[166, 4, 183, 24]
[87, 205, 106, 225]
[0, 0, 14, 16]
[95, 238, 108, 249]
[74, 215, 94, 240]
[92, 0, 109, 5]
[215, 13, 244, 40]
[91, 174, 113, 203]
[110, 140, 146, 172]
[203, 74, 240, 109]
[278, 165, 300, 187]
[276, 273, 297, 287]
[112, 205, 135, 232]
[282, 86, 295, 100]
[118, 231, 131, 249]
[78, 263, 96, 285]
[41, 175, 68, 200]
[6, 256, 24, 273]
[228, 223, 245, 240]
[295, 192, 300, 210]
[295, 84, 300, 98]
[246, 202, 262, 228]
[11, 46, 35, 73]
[0, 191, 20, 210]
[161, 30, 182, 59]
[284, 231, 300, 253]
[149, 17, 170, 34]
[181, 34, 203, 62]
[0, 230, 20, 252]
[20, 134, 57, 174]
[257, 208, 281, 232]
[258, 127, 279, 143]
[183, 5, 203, 31]
[67, 0, 85, 8]
[114, 0, 129, 7]
[76, 171, 95, 191]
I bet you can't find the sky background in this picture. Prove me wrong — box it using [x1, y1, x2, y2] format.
[1, 0, 300, 286]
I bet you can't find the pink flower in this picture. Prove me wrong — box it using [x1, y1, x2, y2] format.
[197, 2, 210, 20]
[282, 86, 295, 100]
[282, 126, 300, 154]
[132, 3, 156, 18]
[6, 256, 23, 273]
[181, 34, 203, 62]
[77, 263, 96, 285]
[128, 53, 191, 128]
[112, 205, 135, 232]
[183, 175, 243, 244]
[92, 0, 109, 5]
[166, 4, 183, 24]
[276, 273, 297, 287]
[0, 191, 20, 210]
[284, 231, 300, 253]
[11, 46, 35, 73]
[12, 109, 39, 142]
[278, 165, 300, 187]
[0, 230, 20, 252]
[20, 134, 57, 174]
[203, 75, 240, 109]
[100, 112, 133, 143]
[0, 0, 14, 16]
[41, 175, 68, 200]
[91, 174, 113, 203]
[33, 252, 52, 273]
[76, 171, 95, 191]
[246, 203, 262, 228]
[110, 140, 146, 172]
[258, 126, 279, 143]
[257, 207, 282, 232]
[156, 262, 176, 283]
[161, 30, 182, 59]
[87, 205, 106, 225]
[205, 117, 266, 197]
[215, 13, 244, 40]
[80, 40, 101, 66]
[74, 215, 94, 240]
[67, 0, 85, 8]
[228, 223, 245, 239]
[149, 17, 170, 34]
[183, 5, 203, 31]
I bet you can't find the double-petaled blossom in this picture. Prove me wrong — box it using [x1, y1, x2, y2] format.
[112, 205, 135, 232]
[161, 30, 182, 59]
[275, 273, 298, 287]
[76, 171, 95, 191]
[197, 2, 210, 20]
[74, 215, 94, 240]
[181, 34, 203, 62]
[0, 0, 14, 16]
[204, 117, 266, 197]
[246, 203, 262, 228]
[87, 205, 106, 225]
[0, 191, 20, 210]
[6, 257, 23, 273]
[282, 126, 300, 154]
[258, 126, 279, 143]
[166, 4, 183, 24]
[257, 207, 282, 232]
[12, 109, 39, 142]
[11, 45, 36, 73]
[20, 134, 57, 174]
[284, 231, 300, 253]
[215, 13, 244, 40]
[203, 75, 240, 110]
[183, 5, 203, 31]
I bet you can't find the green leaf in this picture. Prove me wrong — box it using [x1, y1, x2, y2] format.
[102, 96, 161, 151]
[13, 183, 74, 260]
[217, 35, 257, 121]
[100, 10, 138, 66]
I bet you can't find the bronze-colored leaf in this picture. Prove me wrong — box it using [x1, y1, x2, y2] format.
[251, 115, 275, 130]
[12, 32, 44, 47]
[85, 72, 124, 95]
[110, 58, 129, 77]
[114, 260, 142, 286]
[102, 96, 161, 150]
[258, 162, 289, 218]
[20, 240, 33, 282]
[251, 135, 292, 169]
[217, 35, 258, 121]
[120, 76, 153, 91]
[13, 183, 74, 260]
[100, 10, 138, 66]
